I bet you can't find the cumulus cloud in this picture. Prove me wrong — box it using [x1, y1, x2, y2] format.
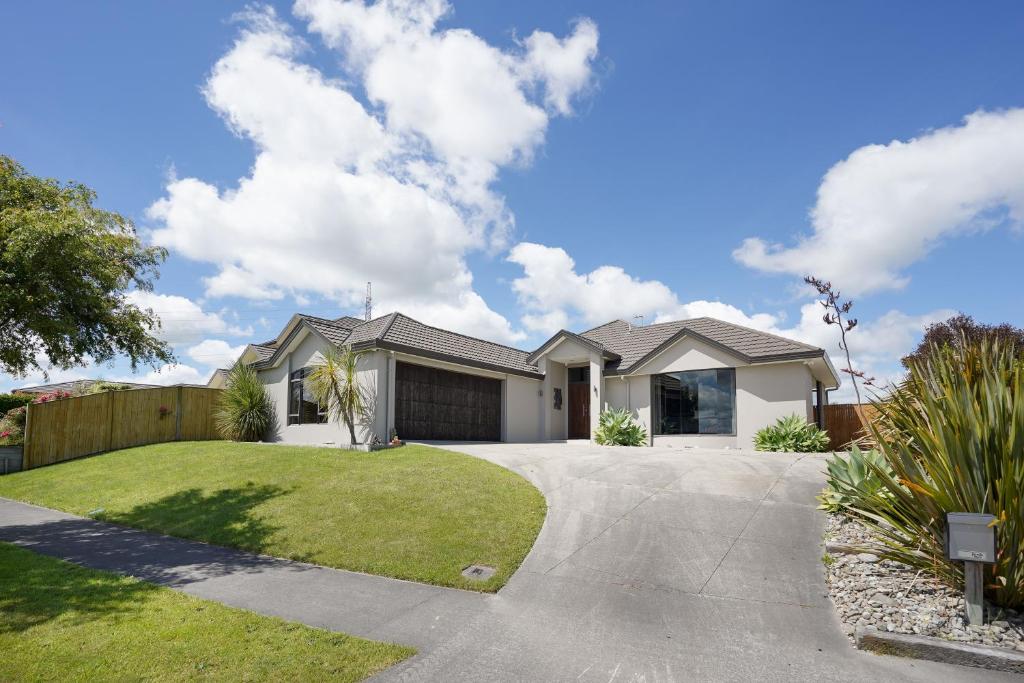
[148, 2, 599, 345]
[126, 291, 251, 344]
[506, 241, 949, 401]
[126, 363, 207, 386]
[186, 339, 248, 369]
[734, 108, 1024, 294]
[507, 242, 780, 334]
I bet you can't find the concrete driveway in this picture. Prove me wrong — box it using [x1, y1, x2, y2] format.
[379, 442, 1014, 682]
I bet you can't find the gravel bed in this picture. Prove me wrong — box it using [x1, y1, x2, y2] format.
[824, 513, 1024, 652]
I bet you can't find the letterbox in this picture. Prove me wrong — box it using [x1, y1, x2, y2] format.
[947, 513, 996, 564]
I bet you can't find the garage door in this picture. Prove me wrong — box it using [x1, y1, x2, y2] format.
[395, 362, 501, 441]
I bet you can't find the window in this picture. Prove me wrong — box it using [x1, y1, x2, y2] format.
[567, 366, 590, 383]
[287, 368, 328, 425]
[652, 368, 735, 435]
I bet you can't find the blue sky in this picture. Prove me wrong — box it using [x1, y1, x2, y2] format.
[2, 0, 1023, 397]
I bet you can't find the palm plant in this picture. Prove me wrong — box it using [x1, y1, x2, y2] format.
[842, 337, 1024, 608]
[215, 364, 273, 442]
[306, 346, 372, 445]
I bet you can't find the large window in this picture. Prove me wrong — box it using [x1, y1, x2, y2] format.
[653, 368, 736, 435]
[287, 367, 328, 425]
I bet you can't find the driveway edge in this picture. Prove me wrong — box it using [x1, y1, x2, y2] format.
[855, 626, 1024, 674]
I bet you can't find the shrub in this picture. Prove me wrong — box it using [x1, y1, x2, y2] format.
[754, 414, 830, 452]
[0, 406, 27, 446]
[840, 338, 1024, 608]
[214, 365, 273, 442]
[817, 445, 895, 513]
[0, 393, 32, 415]
[593, 407, 647, 446]
[85, 381, 134, 394]
[32, 390, 73, 403]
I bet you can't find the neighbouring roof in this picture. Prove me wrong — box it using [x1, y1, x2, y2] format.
[580, 317, 824, 373]
[14, 379, 158, 394]
[246, 310, 830, 382]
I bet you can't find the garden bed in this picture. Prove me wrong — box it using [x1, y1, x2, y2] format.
[824, 514, 1024, 653]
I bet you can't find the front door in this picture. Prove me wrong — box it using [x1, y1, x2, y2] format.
[568, 382, 590, 439]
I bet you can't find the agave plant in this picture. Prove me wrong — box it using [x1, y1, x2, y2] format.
[817, 445, 895, 512]
[306, 346, 373, 445]
[593, 406, 647, 446]
[753, 414, 830, 452]
[214, 364, 273, 442]
[842, 337, 1024, 608]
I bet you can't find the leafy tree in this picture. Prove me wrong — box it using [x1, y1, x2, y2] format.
[0, 155, 172, 377]
[902, 313, 1024, 369]
[306, 347, 373, 445]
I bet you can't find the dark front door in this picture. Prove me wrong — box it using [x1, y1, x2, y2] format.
[394, 362, 502, 441]
[568, 382, 590, 439]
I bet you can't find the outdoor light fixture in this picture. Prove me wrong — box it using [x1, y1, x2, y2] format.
[947, 512, 997, 625]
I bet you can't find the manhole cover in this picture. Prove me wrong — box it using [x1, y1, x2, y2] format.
[461, 564, 496, 581]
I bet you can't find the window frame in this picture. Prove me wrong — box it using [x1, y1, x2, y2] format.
[287, 367, 328, 426]
[651, 367, 737, 436]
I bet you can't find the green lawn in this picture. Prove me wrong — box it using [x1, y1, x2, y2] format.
[0, 542, 413, 682]
[0, 442, 545, 591]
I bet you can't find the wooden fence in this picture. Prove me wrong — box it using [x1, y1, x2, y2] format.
[22, 386, 223, 470]
[815, 403, 880, 451]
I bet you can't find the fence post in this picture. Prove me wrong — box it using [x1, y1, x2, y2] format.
[22, 403, 31, 470]
[175, 386, 183, 441]
[107, 391, 115, 453]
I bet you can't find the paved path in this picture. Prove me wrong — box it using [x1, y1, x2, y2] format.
[1, 443, 1017, 681]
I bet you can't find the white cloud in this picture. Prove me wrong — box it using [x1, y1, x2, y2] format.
[507, 242, 780, 334]
[186, 339, 248, 369]
[126, 291, 251, 344]
[506, 240, 950, 402]
[734, 108, 1024, 294]
[148, 3, 599, 346]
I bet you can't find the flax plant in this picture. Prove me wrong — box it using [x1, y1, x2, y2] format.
[843, 337, 1024, 608]
[306, 347, 372, 445]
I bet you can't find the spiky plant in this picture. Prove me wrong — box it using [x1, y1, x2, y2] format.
[843, 337, 1024, 608]
[817, 445, 895, 512]
[753, 414, 830, 452]
[593, 407, 647, 446]
[306, 346, 372, 445]
[215, 364, 273, 442]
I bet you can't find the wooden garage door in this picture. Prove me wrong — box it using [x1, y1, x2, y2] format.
[395, 362, 501, 441]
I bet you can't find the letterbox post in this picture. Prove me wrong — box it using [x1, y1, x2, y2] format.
[946, 512, 997, 626]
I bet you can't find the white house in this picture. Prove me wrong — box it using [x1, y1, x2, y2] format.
[217, 312, 839, 449]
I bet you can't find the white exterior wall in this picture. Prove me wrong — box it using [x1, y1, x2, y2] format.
[543, 361, 567, 440]
[505, 374, 542, 442]
[600, 336, 814, 449]
[258, 331, 386, 446]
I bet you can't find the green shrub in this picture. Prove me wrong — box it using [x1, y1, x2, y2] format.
[593, 407, 647, 446]
[0, 406, 27, 446]
[817, 445, 895, 512]
[0, 393, 32, 416]
[841, 338, 1024, 609]
[754, 414, 830, 452]
[214, 365, 273, 442]
[85, 381, 134, 394]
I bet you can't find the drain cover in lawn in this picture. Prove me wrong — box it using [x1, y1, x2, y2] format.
[461, 564, 496, 581]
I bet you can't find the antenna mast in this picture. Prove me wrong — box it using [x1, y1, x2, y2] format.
[364, 282, 372, 321]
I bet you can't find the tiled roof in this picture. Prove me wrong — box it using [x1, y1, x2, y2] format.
[251, 344, 276, 361]
[375, 314, 539, 376]
[581, 317, 823, 373]
[333, 315, 364, 327]
[300, 314, 359, 346]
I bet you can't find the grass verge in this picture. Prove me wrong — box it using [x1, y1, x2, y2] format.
[0, 442, 546, 591]
[0, 542, 412, 682]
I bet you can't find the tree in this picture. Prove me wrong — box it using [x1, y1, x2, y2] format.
[804, 275, 874, 405]
[0, 155, 172, 377]
[306, 347, 373, 445]
[902, 313, 1024, 369]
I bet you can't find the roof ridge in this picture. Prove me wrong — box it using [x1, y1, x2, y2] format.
[578, 319, 630, 336]
[299, 313, 356, 328]
[385, 312, 532, 356]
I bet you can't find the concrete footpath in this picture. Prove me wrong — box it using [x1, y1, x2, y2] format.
[1, 443, 1018, 682]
